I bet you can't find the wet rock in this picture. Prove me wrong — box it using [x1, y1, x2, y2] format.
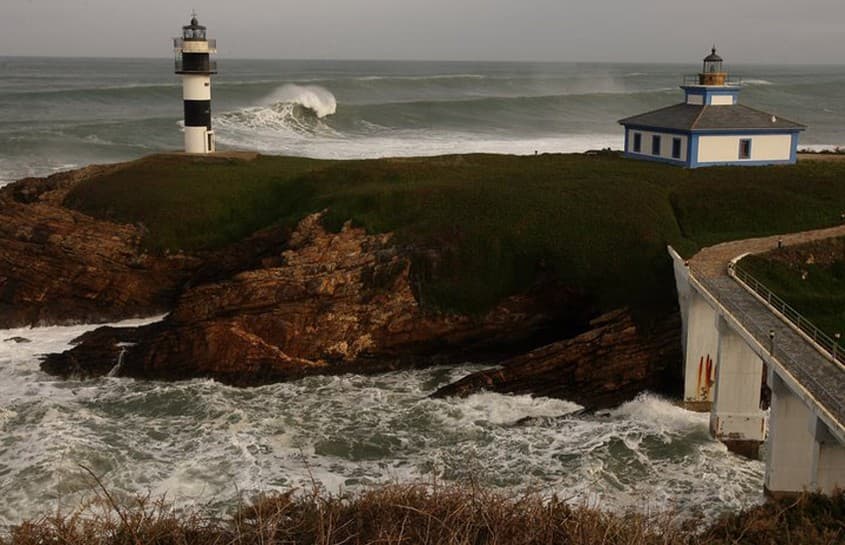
[432, 309, 682, 410]
[41, 326, 149, 379]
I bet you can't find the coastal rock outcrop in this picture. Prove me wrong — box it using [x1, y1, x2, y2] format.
[43, 213, 592, 384]
[432, 309, 682, 410]
[6, 163, 684, 403]
[0, 165, 199, 327]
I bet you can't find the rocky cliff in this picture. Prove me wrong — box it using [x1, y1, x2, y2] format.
[42, 212, 596, 386]
[0, 165, 199, 327]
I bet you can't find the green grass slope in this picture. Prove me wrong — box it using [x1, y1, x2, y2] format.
[63, 152, 845, 318]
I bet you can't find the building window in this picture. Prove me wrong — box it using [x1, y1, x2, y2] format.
[739, 139, 752, 159]
[652, 135, 661, 156]
[632, 132, 642, 153]
[672, 138, 682, 159]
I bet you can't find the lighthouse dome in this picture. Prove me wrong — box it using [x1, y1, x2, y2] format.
[182, 15, 207, 40]
[704, 47, 723, 63]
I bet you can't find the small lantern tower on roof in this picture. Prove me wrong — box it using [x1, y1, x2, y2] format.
[700, 46, 726, 85]
[679, 46, 741, 107]
[174, 13, 217, 154]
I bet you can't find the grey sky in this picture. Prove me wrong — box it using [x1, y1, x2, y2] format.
[1, 0, 843, 63]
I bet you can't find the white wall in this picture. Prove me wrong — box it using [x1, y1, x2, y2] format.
[181, 41, 213, 53]
[184, 126, 209, 154]
[182, 75, 211, 100]
[710, 95, 736, 106]
[697, 134, 792, 163]
[627, 129, 688, 162]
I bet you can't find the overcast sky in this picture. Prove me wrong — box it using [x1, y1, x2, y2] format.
[1, 0, 843, 63]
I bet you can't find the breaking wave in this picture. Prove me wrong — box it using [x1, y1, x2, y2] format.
[214, 84, 339, 140]
[216, 103, 338, 137]
[260, 84, 337, 118]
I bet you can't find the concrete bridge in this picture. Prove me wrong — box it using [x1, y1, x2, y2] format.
[670, 225, 845, 497]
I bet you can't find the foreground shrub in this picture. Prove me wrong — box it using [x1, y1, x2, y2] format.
[3, 484, 844, 545]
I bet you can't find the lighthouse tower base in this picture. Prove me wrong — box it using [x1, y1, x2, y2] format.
[185, 127, 214, 154]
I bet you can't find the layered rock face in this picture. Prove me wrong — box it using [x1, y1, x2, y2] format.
[43, 213, 587, 385]
[433, 309, 682, 410]
[0, 165, 199, 327]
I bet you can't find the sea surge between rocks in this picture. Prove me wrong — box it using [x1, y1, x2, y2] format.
[0, 318, 765, 527]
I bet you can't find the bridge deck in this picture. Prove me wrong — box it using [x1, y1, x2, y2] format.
[688, 225, 845, 440]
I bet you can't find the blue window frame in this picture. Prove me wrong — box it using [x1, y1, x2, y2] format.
[632, 132, 642, 153]
[739, 139, 752, 159]
[652, 135, 661, 156]
[672, 137, 682, 159]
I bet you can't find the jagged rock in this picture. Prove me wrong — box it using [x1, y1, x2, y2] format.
[432, 309, 682, 410]
[41, 326, 148, 378]
[0, 165, 199, 327]
[42, 213, 593, 385]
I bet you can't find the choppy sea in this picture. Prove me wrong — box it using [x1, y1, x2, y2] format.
[2, 57, 836, 525]
[0, 57, 843, 185]
[0, 317, 765, 527]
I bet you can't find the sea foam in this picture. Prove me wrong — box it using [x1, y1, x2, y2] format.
[261, 84, 337, 118]
[0, 315, 766, 528]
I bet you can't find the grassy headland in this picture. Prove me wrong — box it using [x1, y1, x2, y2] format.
[64, 152, 845, 317]
[739, 237, 845, 341]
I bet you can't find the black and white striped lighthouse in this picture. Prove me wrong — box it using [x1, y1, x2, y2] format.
[174, 15, 217, 154]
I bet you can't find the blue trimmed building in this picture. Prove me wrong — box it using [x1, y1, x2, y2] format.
[619, 48, 805, 168]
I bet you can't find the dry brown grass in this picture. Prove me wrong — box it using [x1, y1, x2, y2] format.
[2, 484, 843, 545]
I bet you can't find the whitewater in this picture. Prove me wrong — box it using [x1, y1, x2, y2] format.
[0, 317, 765, 527]
[1, 58, 844, 185]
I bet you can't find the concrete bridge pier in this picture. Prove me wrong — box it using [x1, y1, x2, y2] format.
[765, 372, 845, 497]
[682, 289, 718, 410]
[710, 316, 767, 458]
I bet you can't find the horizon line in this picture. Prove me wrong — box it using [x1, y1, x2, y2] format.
[1, 54, 844, 68]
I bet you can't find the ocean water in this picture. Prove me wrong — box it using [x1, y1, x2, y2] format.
[0, 57, 830, 526]
[0, 318, 765, 527]
[1, 57, 844, 184]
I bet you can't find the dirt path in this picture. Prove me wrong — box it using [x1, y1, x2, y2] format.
[689, 224, 845, 277]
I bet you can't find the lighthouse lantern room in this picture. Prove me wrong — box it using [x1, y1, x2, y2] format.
[174, 15, 217, 154]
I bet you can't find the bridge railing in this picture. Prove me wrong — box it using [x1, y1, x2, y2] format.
[692, 270, 845, 420]
[729, 263, 844, 366]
